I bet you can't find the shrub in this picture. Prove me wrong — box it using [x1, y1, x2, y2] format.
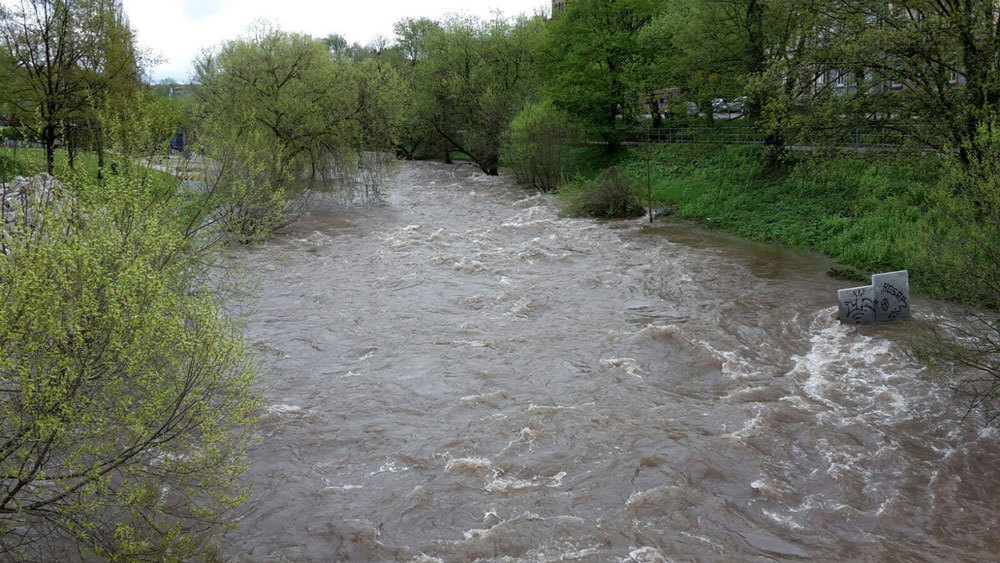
[560, 166, 645, 218]
[502, 101, 576, 191]
[913, 118, 1000, 421]
[0, 170, 260, 559]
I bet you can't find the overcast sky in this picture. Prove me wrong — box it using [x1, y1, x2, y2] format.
[119, 0, 549, 83]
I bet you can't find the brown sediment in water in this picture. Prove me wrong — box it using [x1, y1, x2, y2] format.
[224, 161, 1000, 562]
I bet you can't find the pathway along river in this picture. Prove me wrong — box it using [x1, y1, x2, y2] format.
[223, 162, 1000, 561]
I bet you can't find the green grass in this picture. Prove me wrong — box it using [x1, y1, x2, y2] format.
[1, 146, 176, 188]
[561, 145, 629, 180]
[617, 144, 951, 297]
[0, 147, 104, 182]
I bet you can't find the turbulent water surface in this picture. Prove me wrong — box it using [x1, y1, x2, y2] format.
[222, 161, 1000, 561]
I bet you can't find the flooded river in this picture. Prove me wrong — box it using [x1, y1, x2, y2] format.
[223, 161, 1000, 561]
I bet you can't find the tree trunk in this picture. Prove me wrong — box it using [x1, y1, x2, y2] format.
[96, 122, 105, 181]
[44, 124, 56, 176]
[65, 123, 75, 170]
[746, 0, 766, 123]
[648, 96, 663, 129]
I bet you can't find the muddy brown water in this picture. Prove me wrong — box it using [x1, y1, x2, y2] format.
[222, 161, 1000, 562]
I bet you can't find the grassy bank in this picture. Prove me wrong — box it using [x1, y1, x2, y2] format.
[603, 144, 951, 297]
[0, 146, 103, 181]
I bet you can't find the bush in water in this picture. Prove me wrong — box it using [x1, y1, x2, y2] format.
[501, 100, 577, 192]
[560, 166, 646, 219]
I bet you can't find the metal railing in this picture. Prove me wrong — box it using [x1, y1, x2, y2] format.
[619, 126, 931, 151]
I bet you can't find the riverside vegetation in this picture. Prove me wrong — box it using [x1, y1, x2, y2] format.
[3, 0, 1000, 558]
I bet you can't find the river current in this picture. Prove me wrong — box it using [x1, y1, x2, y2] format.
[222, 161, 1000, 561]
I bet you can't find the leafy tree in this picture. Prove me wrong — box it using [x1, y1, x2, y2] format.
[0, 133, 260, 560]
[412, 14, 543, 175]
[0, 0, 89, 174]
[915, 118, 1000, 421]
[393, 17, 439, 65]
[501, 100, 576, 191]
[0, 0, 141, 176]
[195, 26, 406, 235]
[390, 18, 448, 160]
[822, 0, 1000, 168]
[75, 0, 141, 177]
[537, 0, 662, 142]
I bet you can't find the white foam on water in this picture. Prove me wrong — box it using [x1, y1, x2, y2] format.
[503, 426, 545, 453]
[485, 469, 566, 493]
[409, 555, 444, 563]
[512, 193, 544, 208]
[696, 339, 763, 379]
[437, 339, 495, 348]
[723, 405, 765, 440]
[557, 546, 602, 560]
[640, 323, 682, 340]
[600, 357, 645, 379]
[460, 391, 508, 406]
[505, 297, 544, 318]
[627, 546, 670, 562]
[679, 532, 722, 549]
[791, 309, 919, 424]
[265, 404, 307, 416]
[762, 508, 804, 530]
[484, 476, 537, 493]
[452, 257, 486, 272]
[445, 456, 494, 475]
[527, 402, 594, 414]
[462, 528, 491, 540]
[318, 484, 364, 493]
[368, 459, 410, 477]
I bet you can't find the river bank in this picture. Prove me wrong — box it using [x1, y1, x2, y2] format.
[567, 144, 954, 300]
[221, 160, 1000, 561]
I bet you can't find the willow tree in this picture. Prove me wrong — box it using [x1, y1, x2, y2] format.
[195, 26, 406, 235]
[412, 14, 543, 175]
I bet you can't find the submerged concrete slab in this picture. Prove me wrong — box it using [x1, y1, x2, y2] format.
[838, 285, 876, 324]
[873, 270, 910, 322]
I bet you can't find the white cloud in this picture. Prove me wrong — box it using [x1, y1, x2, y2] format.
[120, 0, 549, 82]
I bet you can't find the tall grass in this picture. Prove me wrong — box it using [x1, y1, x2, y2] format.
[620, 144, 950, 297]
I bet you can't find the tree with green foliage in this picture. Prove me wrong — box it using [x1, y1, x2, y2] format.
[914, 118, 1000, 421]
[501, 100, 576, 191]
[537, 0, 662, 142]
[411, 14, 543, 175]
[0, 0, 89, 174]
[0, 143, 260, 560]
[0, 0, 141, 176]
[195, 26, 406, 236]
[390, 18, 449, 160]
[818, 1, 1000, 168]
[76, 0, 141, 178]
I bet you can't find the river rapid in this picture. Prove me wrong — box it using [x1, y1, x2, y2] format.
[222, 161, 1000, 562]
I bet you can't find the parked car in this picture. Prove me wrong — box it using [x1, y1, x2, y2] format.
[727, 96, 748, 113]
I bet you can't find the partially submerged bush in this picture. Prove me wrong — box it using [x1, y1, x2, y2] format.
[560, 166, 645, 219]
[501, 100, 576, 191]
[913, 118, 1000, 421]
